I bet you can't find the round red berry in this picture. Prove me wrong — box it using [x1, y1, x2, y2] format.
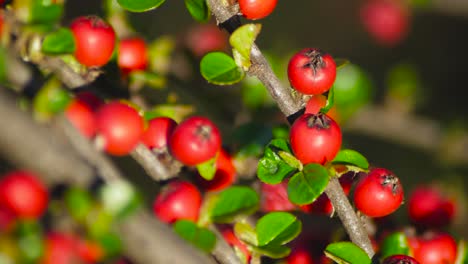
[239, 0, 278, 20]
[305, 95, 339, 122]
[0, 171, 48, 219]
[95, 101, 144, 156]
[382, 255, 419, 264]
[70, 16, 116, 67]
[353, 168, 403, 217]
[287, 248, 313, 264]
[409, 232, 457, 264]
[186, 23, 228, 57]
[221, 228, 251, 262]
[288, 48, 337, 95]
[141, 117, 177, 150]
[169, 116, 221, 166]
[42, 233, 79, 264]
[260, 181, 296, 212]
[360, 0, 409, 46]
[153, 181, 202, 223]
[118, 37, 148, 73]
[198, 149, 236, 192]
[408, 186, 455, 228]
[289, 113, 342, 165]
[65, 99, 96, 138]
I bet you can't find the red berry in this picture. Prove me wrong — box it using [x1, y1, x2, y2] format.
[305, 95, 339, 122]
[169, 116, 222, 166]
[289, 113, 342, 165]
[75, 91, 103, 111]
[0, 204, 15, 232]
[118, 37, 148, 73]
[382, 255, 419, 264]
[70, 16, 116, 67]
[408, 186, 455, 228]
[198, 149, 237, 192]
[409, 232, 457, 264]
[0, 171, 48, 219]
[65, 99, 97, 138]
[95, 101, 144, 156]
[288, 48, 337, 95]
[360, 0, 409, 46]
[141, 117, 177, 150]
[221, 228, 251, 262]
[287, 248, 314, 264]
[42, 233, 79, 264]
[186, 24, 228, 57]
[239, 0, 278, 20]
[260, 181, 296, 212]
[153, 181, 202, 223]
[353, 168, 403, 217]
[76, 239, 104, 263]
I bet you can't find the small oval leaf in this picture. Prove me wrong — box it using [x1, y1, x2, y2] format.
[287, 164, 329, 205]
[380, 232, 410, 259]
[253, 244, 291, 259]
[325, 242, 371, 264]
[210, 186, 259, 222]
[320, 85, 335, 115]
[256, 212, 301, 247]
[173, 220, 216, 252]
[332, 149, 369, 170]
[200, 52, 245, 85]
[42, 28, 76, 54]
[196, 154, 218, 180]
[230, 24, 261, 71]
[257, 139, 297, 184]
[184, 0, 210, 22]
[117, 0, 165, 12]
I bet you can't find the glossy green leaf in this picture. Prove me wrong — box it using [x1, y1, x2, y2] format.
[196, 154, 218, 180]
[210, 186, 259, 222]
[455, 240, 467, 264]
[256, 212, 301, 247]
[230, 24, 261, 71]
[117, 0, 165, 12]
[257, 139, 297, 184]
[174, 220, 216, 252]
[380, 232, 410, 259]
[234, 221, 258, 246]
[332, 149, 369, 170]
[287, 163, 329, 205]
[325, 242, 371, 264]
[184, 0, 210, 22]
[200, 52, 245, 85]
[96, 232, 122, 257]
[252, 244, 291, 259]
[33, 78, 71, 120]
[65, 187, 93, 222]
[320, 85, 335, 114]
[42, 28, 76, 54]
[30, 0, 63, 24]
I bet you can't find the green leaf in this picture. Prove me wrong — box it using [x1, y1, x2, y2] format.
[320, 85, 335, 114]
[30, 0, 63, 24]
[96, 232, 122, 257]
[332, 149, 369, 170]
[173, 220, 217, 252]
[234, 221, 258, 246]
[42, 28, 76, 54]
[65, 187, 93, 222]
[380, 232, 410, 259]
[196, 154, 218, 180]
[230, 24, 261, 71]
[184, 0, 210, 22]
[100, 180, 141, 220]
[128, 71, 166, 89]
[252, 244, 291, 259]
[335, 58, 350, 69]
[455, 240, 467, 264]
[200, 52, 245, 85]
[325, 242, 371, 264]
[210, 186, 259, 223]
[33, 78, 71, 120]
[257, 139, 297, 184]
[117, 0, 165, 12]
[15, 221, 44, 263]
[256, 212, 301, 247]
[287, 163, 329, 205]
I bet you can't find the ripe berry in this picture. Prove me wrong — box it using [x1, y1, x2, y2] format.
[75, 91, 103, 111]
[95, 101, 144, 156]
[153, 181, 202, 223]
[287, 248, 313, 264]
[221, 228, 251, 262]
[76, 239, 104, 263]
[288, 48, 336, 95]
[0, 171, 48, 219]
[169, 116, 221, 166]
[260, 181, 296, 212]
[64, 99, 96, 138]
[409, 232, 457, 264]
[360, 0, 409, 46]
[118, 37, 148, 73]
[239, 0, 278, 20]
[141, 117, 177, 150]
[305, 95, 339, 122]
[70, 16, 116, 67]
[42, 233, 79, 264]
[289, 113, 342, 165]
[382, 255, 419, 264]
[353, 168, 403, 217]
[198, 149, 236, 192]
[186, 24, 228, 57]
[408, 186, 455, 228]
